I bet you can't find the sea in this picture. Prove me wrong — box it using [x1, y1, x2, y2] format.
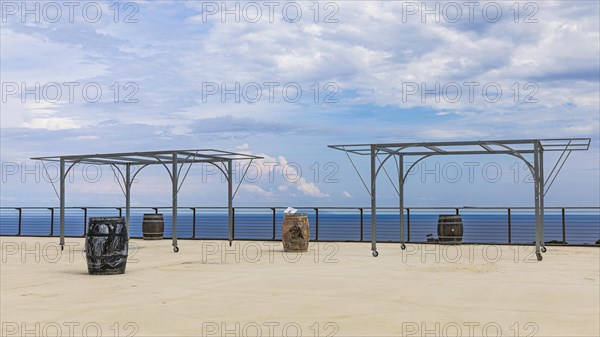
[1, 207, 598, 245]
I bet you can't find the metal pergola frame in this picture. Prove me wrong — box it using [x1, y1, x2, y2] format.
[328, 138, 591, 261]
[31, 149, 263, 252]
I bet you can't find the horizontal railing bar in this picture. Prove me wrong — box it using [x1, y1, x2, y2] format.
[2, 206, 599, 210]
[3, 205, 598, 246]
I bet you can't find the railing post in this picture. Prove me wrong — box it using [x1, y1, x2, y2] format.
[117, 207, 122, 217]
[152, 207, 158, 215]
[191, 208, 196, 239]
[82, 207, 87, 237]
[17, 208, 22, 236]
[507, 208, 512, 244]
[562, 208, 566, 244]
[49, 208, 54, 236]
[314, 208, 319, 241]
[232, 207, 235, 240]
[359, 208, 363, 242]
[407, 208, 411, 242]
[271, 208, 276, 240]
[455, 208, 459, 215]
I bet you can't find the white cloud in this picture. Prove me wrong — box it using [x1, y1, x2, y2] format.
[22, 117, 81, 131]
[1, 1, 598, 206]
[230, 145, 330, 199]
[342, 191, 353, 198]
[296, 177, 330, 198]
[70, 136, 99, 140]
[3, 1, 598, 133]
[236, 143, 249, 151]
[240, 184, 273, 198]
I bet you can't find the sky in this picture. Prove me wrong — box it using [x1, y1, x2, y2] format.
[0, 0, 599, 208]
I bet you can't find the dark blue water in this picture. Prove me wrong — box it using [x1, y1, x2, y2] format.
[1, 208, 598, 245]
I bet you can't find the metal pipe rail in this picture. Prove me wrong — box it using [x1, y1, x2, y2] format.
[1, 206, 598, 246]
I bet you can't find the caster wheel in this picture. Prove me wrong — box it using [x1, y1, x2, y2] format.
[536, 252, 543, 261]
[541, 246, 547, 253]
[372, 250, 379, 257]
[401, 243, 406, 250]
[173, 246, 179, 253]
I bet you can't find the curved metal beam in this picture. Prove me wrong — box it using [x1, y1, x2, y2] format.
[177, 154, 192, 177]
[63, 159, 82, 179]
[107, 163, 151, 195]
[110, 163, 125, 183]
[374, 147, 408, 178]
[109, 164, 127, 196]
[210, 162, 229, 180]
[151, 155, 174, 180]
[487, 143, 536, 178]
[403, 154, 434, 183]
[131, 164, 150, 183]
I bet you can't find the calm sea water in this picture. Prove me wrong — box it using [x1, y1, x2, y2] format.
[1, 208, 598, 245]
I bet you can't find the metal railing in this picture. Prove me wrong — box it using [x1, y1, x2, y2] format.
[1, 206, 599, 245]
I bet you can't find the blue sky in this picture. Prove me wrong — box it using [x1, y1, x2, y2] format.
[1, 0, 598, 208]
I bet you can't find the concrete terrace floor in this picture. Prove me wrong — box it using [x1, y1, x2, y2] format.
[1, 237, 599, 337]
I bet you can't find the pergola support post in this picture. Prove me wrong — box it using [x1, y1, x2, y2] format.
[59, 158, 65, 250]
[399, 154, 406, 250]
[228, 160, 233, 246]
[539, 147, 546, 249]
[533, 142, 542, 260]
[172, 153, 179, 252]
[125, 164, 131, 236]
[370, 145, 378, 257]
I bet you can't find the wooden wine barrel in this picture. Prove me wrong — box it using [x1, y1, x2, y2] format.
[142, 214, 164, 240]
[86, 217, 128, 275]
[282, 213, 310, 252]
[437, 214, 463, 244]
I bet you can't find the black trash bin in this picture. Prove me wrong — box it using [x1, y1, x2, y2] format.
[86, 217, 129, 275]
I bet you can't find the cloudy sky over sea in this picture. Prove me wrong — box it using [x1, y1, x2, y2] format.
[1, 1, 598, 207]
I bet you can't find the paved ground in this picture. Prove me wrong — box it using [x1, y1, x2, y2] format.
[1, 237, 599, 336]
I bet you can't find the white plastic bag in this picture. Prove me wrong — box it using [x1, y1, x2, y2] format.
[284, 207, 297, 214]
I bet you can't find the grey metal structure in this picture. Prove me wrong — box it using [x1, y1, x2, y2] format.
[31, 149, 263, 252]
[328, 138, 591, 261]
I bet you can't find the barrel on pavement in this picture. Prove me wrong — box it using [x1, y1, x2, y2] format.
[437, 214, 463, 244]
[282, 213, 310, 252]
[86, 217, 128, 275]
[142, 214, 164, 240]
